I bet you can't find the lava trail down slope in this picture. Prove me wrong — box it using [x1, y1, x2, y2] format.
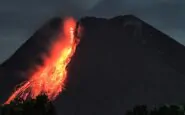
[1, 17, 80, 104]
[1, 15, 185, 115]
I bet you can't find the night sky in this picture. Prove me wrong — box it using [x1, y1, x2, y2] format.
[0, 0, 185, 115]
[0, 0, 184, 63]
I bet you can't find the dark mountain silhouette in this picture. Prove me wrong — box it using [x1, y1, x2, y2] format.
[57, 15, 185, 115]
[0, 17, 63, 104]
[1, 17, 62, 75]
[1, 15, 185, 115]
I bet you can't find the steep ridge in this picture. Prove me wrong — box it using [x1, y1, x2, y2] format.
[0, 17, 63, 103]
[55, 15, 185, 115]
[1, 15, 185, 115]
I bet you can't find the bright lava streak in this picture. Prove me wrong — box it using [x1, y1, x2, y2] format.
[4, 17, 79, 104]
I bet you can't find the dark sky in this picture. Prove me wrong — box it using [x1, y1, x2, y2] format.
[0, 0, 184, 63]
[0, 1, 185, 115]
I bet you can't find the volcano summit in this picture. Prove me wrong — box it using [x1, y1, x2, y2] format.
[1, 15, 185, 115]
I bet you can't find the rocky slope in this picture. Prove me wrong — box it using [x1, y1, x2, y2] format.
[1, 15, 185, 115]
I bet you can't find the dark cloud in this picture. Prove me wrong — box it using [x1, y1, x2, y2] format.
[0, 0, 184, 62]
[86, 0, 185, 43]
[0, 0, 185, 114]
[0, 0, 93, 63]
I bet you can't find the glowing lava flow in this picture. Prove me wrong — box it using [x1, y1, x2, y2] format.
[5, 17, 80, 104]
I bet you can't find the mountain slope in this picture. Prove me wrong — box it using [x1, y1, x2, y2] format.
[56, 15, 185, 115]
[0, 17, 63, 103]
[1, 15, 185, 115]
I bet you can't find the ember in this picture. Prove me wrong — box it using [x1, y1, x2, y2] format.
[5, 17, 80, 104]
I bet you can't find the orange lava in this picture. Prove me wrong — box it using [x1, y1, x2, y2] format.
[5, 17, 79, 104]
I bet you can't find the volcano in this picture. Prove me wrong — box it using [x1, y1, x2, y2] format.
[0, 17, 67, 103]
[1, 15, 185, 115]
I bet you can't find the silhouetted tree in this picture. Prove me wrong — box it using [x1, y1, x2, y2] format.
[125, 104, 185, 115]
[125, 110, 134, 115]
[133, 105, 148, 115]
[150, 107, 158, 115]
[0, 94, 57, 115]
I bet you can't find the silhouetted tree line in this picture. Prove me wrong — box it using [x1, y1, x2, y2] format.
[126, 105, 185, 115]
[1, 95, 185, 115]
[0, 94, 57, 115]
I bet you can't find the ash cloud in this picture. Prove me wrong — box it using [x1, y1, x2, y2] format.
[0, 0, 184, 63]
[1, 18, 64, 78]
[86, 0, 185, 44]
[0, 0, 103, 63]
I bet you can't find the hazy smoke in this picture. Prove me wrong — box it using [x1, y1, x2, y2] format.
[68, 0, 104, 10]
[1, 18, 63, 78]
